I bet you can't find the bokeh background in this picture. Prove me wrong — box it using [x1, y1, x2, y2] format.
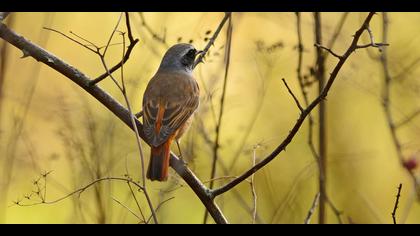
[0, 12, 420, 223]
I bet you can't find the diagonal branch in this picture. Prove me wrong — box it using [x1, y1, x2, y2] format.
[193, 12, 231, 69]
[282, 78, 304, 112]
[395, 108, 420, 128]
[304, 192, 320, 224]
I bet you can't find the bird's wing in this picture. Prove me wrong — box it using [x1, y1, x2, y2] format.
[143, 73, 199, 147]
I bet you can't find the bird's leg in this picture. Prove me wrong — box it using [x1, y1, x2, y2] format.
[134, 110, 143, 118]
[176, 139, 186, 165]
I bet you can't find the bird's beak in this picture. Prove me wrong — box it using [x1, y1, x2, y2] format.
[195, 50, 204, 57]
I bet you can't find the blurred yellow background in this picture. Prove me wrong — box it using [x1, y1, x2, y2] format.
[0, 12, 419, 223]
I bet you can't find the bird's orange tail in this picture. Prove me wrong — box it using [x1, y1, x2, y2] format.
[147, 137, 173, 181]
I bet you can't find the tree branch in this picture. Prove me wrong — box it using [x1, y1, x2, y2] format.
[314, 12, 327, 224]
[193, 12, 231, 68]
[304, 192, 320, 224]
[282, 78, 303, 112]
[391, 183, 402, 224]
[395, 108, 420, 128]
[314, 43, 342, 59]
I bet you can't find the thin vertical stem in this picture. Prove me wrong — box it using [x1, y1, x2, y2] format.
[203, 15, 233, 224]
[314, 12, 327, 224]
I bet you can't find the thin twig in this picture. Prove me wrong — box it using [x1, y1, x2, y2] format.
[326, 13, 349, 51]
[304, 192, 320, 224]
[194, 12, 231, 68]
[356, 42, 389, 49]
[127, 182, 146, 223]
[90, 12, 139, 85]
[282, 78, 304, 112]
[43, 27, 97, 54]
[102, 13, 123, 57]
[314, 43, 342, 59]
[146, 197, 175, 224]
[111, 196, 143, 222]
[326, 195, 343, 224]
[250, 145, 258, 224]
[395, 108, 420, 128]
[204, 15, 233, 224]
[392, 183, 403, 224]
[15, 177, 144, 206]
[366, 24, 378, 48]
[314, 12, 327, 224]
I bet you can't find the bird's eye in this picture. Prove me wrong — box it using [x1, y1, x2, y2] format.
[186, 48, 196, 58]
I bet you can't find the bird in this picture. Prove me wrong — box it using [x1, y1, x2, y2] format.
[142, 43, 202, 181]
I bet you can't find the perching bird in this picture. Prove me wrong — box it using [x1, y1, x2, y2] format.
[143, 43, 202, 181]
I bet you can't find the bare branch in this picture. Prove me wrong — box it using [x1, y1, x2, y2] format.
[314, 43, 342, 59]
[126, 182, 146, 223]
[102, 13, 123, 57]
[395, 108, 420, 128]
[250, 146, 258, 224]
[304, 192, 320, 224]
[16, 177, 144, 206]
[43, 27, 97, 54]
[326, 195, 344, 224]
[326, 13, 349, 50]
[193, 12, 231, 68]
[392, 183, 402, 224]
[146, 197, 175, 224]
[356, 42, 389, 49]
[111, 196, 143, 222]
[282, 78, 304, 112]
[314, 12, 327, 224]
